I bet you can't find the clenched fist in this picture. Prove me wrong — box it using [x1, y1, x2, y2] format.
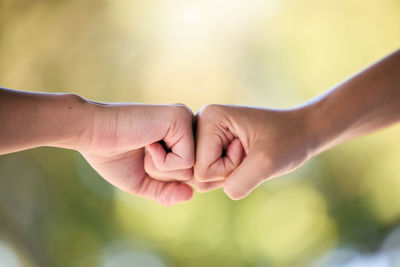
[80, 103, 195, 206]
[193, 104, 312, 200]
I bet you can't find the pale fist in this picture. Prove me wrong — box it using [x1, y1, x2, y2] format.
[80, 103, 195, 206]
[193, 104, 313, 200]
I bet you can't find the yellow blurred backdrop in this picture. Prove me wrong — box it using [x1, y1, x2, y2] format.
[0, 0, 400, 266]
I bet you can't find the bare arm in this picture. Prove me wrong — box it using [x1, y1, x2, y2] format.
[0, 88, 195, 206]
[193, 49, 400, 199]
[304, 49, 400, 156]
[0, 88, 91, 154]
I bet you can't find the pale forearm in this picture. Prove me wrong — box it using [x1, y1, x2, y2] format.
[0, 88, 94, 154]
[302, 49, 400, 156]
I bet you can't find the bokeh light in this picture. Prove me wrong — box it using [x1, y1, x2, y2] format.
[0, 0, 400, 266]
[0, 240, 22, 267]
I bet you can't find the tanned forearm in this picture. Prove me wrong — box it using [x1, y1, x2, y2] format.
[0, 88, 94, 154]
[301, 49, 400, 156]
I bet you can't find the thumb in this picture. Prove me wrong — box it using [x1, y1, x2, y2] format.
[195, 137, 244, 182]
[146, 105, 195, 171]
[223, 150, 271, 200]
[194, 118, 244, 182]
[145, 131, 194, 171]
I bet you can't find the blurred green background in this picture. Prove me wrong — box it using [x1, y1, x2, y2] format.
[1, 0, 400, 266]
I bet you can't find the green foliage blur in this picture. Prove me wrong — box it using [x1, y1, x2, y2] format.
[1, 0, 400, 266]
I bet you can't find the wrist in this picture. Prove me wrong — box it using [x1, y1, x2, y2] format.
[50, 93, 97, 151]
[296, 98, 339, 158]
[280, 106, 318, 161]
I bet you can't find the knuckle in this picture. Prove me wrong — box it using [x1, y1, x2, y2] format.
[195, 182, 222, 193]
[144, 154, 162, 173]
[152, 161, 166, 171]
[194, 173, 212, 182]
[157, 194, 169, 206]
[196, 185, 211, 193]
[194, 166, 213, 182]
[194, 165, 227, 182]
[158, 196, 170, 206]
[194, 175, 210, 183]
[144, 159, 154, 173]
[225, 189, 246, 200]
[144, 166, 159, 179]
[174, 154, 194, 170]
[156, 184, 170, 206]
[144, 160, 166, 179]
[199, 104, 224, 117]
[177, 169, 193, 181]
[171, 104, 193, 118]
[224, 187, 246, 200]
[183, 157, 195, 169]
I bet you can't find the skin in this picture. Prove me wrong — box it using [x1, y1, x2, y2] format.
[1, 49, 399, 204]
[194, 49, 400, 200]
[0, 89, 195, 206]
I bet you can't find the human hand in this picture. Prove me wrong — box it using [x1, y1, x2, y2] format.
[193, 104, 313, 200]
[80, 103, 195, 206]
